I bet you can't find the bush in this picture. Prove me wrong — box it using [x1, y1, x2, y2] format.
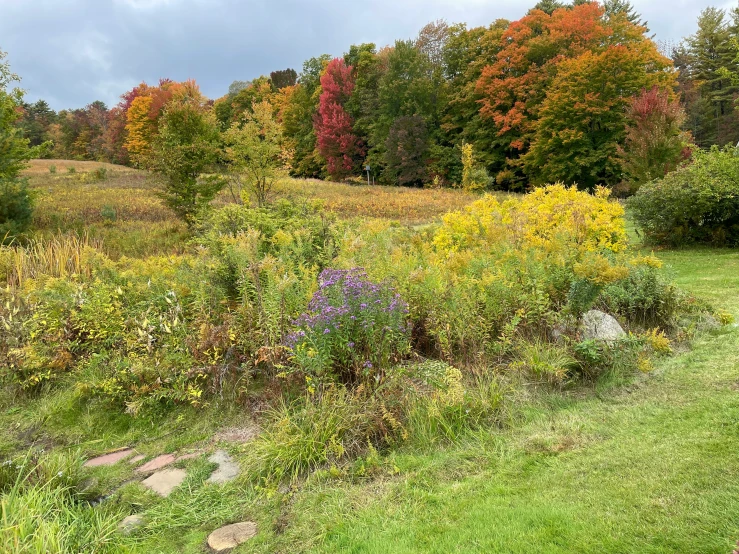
[285, 268, 411, 386]
[598, 263, 681, 330]
[0, 178, 33, 242]
[629, 147, 739, 245]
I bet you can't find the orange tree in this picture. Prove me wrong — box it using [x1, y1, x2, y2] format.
[475, 3, 672, 190]
[523, 33, 675, 190]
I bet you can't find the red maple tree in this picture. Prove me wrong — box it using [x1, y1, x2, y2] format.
[314, 58, 363, 180]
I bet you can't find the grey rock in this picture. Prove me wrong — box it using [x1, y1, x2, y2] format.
[207, 450, 240, 484]
[141, 468, 187, 497]
[118, 514, 144, 535]
[207, 522, 257, 551]
[580, 310, 626, 343]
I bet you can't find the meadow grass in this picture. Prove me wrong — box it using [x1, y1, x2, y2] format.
[5, 163, 739, 553]
[10, 246, 731, 554]
[249, 247, 739, 554]
[23, 160, 482, 261]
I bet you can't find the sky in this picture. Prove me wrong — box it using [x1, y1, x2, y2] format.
[0, 0, 736, 110]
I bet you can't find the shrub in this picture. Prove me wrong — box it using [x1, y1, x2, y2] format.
[629, 147, 739, 245]
[598, 263, 681, 329]
[285, 268, 411, 386]
[0, 178, 33, 242]
[48, 165, 56, 174]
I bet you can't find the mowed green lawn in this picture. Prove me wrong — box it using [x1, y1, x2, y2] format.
[256, 248, 739, 554]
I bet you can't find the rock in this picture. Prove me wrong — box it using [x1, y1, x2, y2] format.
[128, 454, 145, 465]
[207, 450, 240, 484]
[580, 310, 626, 343]
[118, 514, 144, 535]
[176, 452, 202, 462]
[207, 522, 257, 551]
[84, 448, 134, 467]
[136, 454, 176, 473]
[141, 468, 186, 497]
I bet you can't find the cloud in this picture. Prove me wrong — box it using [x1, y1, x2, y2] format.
[0, 0, 728, 110]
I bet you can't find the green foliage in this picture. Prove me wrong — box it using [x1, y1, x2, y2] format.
[0, 50, 40, 242]
[513, 340, 579, 385]
[629, 147, 739, 245]
[150, 98, 223, 226]
[0, 451, 125, 553]
[224, 100, 286, 206]
[371, 40, 445, 184]
[598, 265, 682, 329]
[0, 179, 33, 242]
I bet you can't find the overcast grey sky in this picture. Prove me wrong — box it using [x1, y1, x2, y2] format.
[0, 0, 736, 110]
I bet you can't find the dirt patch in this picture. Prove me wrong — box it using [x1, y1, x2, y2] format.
[213, 424, 260, 444]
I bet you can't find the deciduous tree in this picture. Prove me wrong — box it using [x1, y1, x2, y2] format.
[224, 101, 286, 206]
[150, 97, 223, 225]
[314, 58, 363, 180]
[616, 86, 692, 194]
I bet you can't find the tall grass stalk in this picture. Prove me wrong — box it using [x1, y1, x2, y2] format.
[2, 234, 102, 288]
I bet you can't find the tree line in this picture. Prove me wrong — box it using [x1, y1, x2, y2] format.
[14, 0, 739, 192]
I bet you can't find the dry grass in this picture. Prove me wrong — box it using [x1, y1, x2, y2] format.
[23, 159, 138, 176]
[25, 160, 172, 228]
[22, 160, 491, 258]
[277, 178, 485, 224]
[2, 234, 102, 287]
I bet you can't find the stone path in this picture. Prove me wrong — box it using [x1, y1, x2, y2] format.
[136, 454, 176, 473]
[83, 433, 250, 546]
[207, 450, 240, 484]
[141, 468, 187, 497]
[84, 448, 134, 467]
[207, 522, 258, 551]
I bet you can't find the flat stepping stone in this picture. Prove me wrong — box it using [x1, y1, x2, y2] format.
[136, 454, 176, 473]
[141, 468, 186, 497]
[118, 514, 144, 535]
[84, 448, 134, 467]
[207, 450, 240, 484]
[176, 452, 202, 462]
[207, 522, 257, 551]
[128, 454, 145, 465]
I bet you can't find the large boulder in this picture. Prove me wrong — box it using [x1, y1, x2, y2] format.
[580, 310, 626, 343]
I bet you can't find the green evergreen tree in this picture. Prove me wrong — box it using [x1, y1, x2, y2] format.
[0, 50, 42, 242]
[678, 7, 739, 146]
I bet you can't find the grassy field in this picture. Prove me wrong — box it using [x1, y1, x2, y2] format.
[5, 162, 739, 553]
[23, 160, 478, 258]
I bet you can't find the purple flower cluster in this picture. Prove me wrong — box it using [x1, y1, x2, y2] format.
[284, 268, 410, 383]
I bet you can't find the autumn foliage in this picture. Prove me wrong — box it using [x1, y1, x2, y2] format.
[14, 1, 710, 194]
[314, 58, 364, 180]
